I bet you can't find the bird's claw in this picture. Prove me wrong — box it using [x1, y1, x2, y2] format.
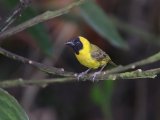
[77, 72, 87, 81]
[91, 71, 101, 82]
[76, 69, 91, 81]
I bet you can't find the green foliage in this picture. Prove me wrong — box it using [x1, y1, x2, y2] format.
[91, 80, 113, 105]
[91, 81, 114, 119]
[0, 88, 29, 120]
[80, 0, 128, 49]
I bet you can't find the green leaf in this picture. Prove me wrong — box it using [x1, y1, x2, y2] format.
[90, 81, 114, 119]
[80, 0, 128, 49]
[0, 88, 29, 120]
[91, 85, 105, 106]
[91, 81, 113, 106]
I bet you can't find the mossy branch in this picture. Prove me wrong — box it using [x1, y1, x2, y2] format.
[0, 68, 159, 88]
[0, 45, 159, 88]
[0, 46, 159, 88]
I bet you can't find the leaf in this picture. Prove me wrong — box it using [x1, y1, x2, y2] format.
[91, 85, 105, 106]
[80, 0, 128, 49]
[91, 81, 113, 106]
[0, 88, 29, 120]
[90, 81, 114, 119]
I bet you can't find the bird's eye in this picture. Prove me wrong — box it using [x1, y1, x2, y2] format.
[76, 41, 83, 49]
[73, 38, 81, 46]
[76, 41, 80, 45]
[70, 38, 83, 54]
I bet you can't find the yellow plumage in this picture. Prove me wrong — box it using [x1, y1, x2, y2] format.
[66, 36, 116, 80]
[75, 36, 109, 69]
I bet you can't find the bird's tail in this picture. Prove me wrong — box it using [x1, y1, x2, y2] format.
[109, 60, 117, 67]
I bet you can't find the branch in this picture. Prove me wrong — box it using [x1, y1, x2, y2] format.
[0, 77, 75, 88]
[101, 68, 159, 80]
[0, 46, 160, 78]
[0, 0, 84, 40]
[0, 0, 159, 89]
[0, 0, 31, 32]
[0, 45, 159, 88]
[0, 47, 74, 77]
[0, 68, 159, 88]
[0, 45, 160, 76]
[106, 52, 160, 74]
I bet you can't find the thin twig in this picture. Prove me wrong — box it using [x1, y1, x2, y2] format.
[0, 0, 84, 40]
[0, 0, 159, 44]
[105, 52, 160, 74]
[0, 68, 159, 88]
[0, 77, 75, 88]
[0, 47, 160, 78]
[0, 0, 159, 88]
[0, 46, 159, 88]
[0, 0, 31, 32]
[0, 47, 73, 76]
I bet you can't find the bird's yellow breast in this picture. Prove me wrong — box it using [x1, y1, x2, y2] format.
[75, 36, 106, 69]
[75, 49, 100, 69]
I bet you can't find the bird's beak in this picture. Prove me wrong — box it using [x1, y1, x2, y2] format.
[65, 41, 74, 46]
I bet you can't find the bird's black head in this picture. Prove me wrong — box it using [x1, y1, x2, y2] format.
[65, 37, 83, 54]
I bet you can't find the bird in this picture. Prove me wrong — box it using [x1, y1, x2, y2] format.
[65, 36, 116, 81]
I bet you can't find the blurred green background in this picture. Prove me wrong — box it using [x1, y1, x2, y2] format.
[0, 0, 160, 120]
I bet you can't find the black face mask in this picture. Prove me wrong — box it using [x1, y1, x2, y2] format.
[66, 37, 83, 55]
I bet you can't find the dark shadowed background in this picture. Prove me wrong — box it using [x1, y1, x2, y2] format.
[0, 0, 160, 120]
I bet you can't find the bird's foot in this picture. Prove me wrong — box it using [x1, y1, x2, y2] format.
[91, 71, 101, 82]
[76, 69, 91, 81]
[77, 72, 87, 81]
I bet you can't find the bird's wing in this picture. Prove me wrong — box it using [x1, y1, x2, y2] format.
[90, 44, 110, 61]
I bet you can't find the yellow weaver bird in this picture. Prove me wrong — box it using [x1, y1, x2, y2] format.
[65, 36, 116, 81]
